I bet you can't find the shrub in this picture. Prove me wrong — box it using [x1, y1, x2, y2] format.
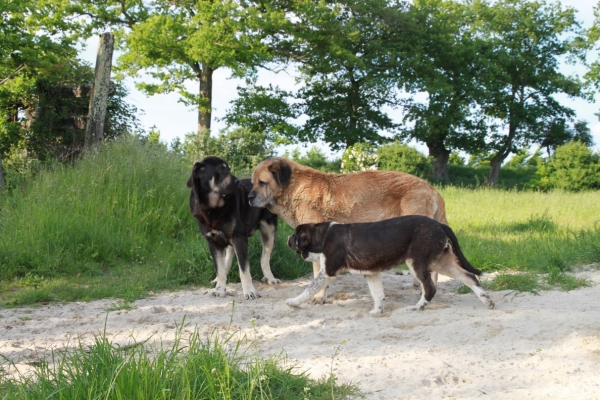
[289, 146, 341, 172]
[542, 141, 600, 191]
[183, 128, 274, 177]
[340, 142, 378, 172]
[376, 141, 431, 178]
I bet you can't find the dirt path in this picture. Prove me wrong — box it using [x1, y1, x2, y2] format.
[2, 268, 600, 399]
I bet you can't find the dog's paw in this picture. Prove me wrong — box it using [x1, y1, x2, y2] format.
[406, 303, 427, 311]
[369, 308, 383, 315]
[286, 298, 301, 307]
[261, 277, 282, 285]
[210, 278, 218, 287]
[212, 287, 226, 298]
[243, 291, 261, 300]
[310, 295, 327, 305]
[482, 295, 495, 309]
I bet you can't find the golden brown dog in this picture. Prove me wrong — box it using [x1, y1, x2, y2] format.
[248, 157, 448, 303]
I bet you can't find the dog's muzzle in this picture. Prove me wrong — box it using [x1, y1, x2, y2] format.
[248, 191, 270, 208]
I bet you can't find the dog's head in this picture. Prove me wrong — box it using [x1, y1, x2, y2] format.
[248, 158, 292, 208]
[187, 156, 239, 211]
[287, 222, 331, 261]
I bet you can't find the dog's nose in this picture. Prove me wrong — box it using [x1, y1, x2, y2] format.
[248, 191, 256, 200]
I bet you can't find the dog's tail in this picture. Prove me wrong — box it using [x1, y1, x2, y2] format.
[440, 224, 482, 276]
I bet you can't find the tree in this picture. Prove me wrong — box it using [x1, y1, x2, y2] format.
[66, 0, 282, 135]
[538, 118, 593, 156]
[225, 0, 413, 151]
[474, 0, 586, 186]
[400, 0, 489, 181]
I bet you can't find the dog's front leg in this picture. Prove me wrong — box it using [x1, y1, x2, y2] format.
[232, 237, 260, 300]
[287, 267, 335, 308]
[209, 245, 233, 298]
[365, 272, 385, 314]
[259, 220, 281, 284]
[310, 261, 329, 304]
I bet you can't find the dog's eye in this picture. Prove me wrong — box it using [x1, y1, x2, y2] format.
[258, 180, 266, 187]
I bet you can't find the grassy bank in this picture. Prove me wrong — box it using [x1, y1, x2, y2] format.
[0, 323, 359, 399]
[0, 136, 599, 306]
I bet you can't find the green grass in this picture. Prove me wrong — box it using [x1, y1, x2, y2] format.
[441, 187, 600, 275]
[0, 322, 361, 399]
[0, 136, 599, 306]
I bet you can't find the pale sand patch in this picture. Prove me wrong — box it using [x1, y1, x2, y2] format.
[2, 268, 600, 399]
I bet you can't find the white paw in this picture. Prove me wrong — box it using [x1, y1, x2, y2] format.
[210, 278, 218, 287]
[286, 298, 301, 307]
[311, 295, 326, 305]
[369, 308, 383, 315]
[212, 287, 226, 297]
[244, 291, 261, 300]
[261, 276, 281, 284]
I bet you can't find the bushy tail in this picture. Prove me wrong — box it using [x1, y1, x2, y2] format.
[440, 224, 482, 276]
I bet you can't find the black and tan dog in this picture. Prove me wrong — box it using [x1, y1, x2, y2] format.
[187, 156, 280, 299]
[286, 215, 494, 313]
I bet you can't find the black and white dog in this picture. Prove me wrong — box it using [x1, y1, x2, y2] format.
[187, 156, 280, 299]
[287, 215, 494, 313]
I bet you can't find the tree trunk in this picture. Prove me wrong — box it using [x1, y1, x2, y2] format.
[85, 32, 114, 150]
[487, 123, 517, 186]
[0, 152, 5, 190]
[427, 142, 450, 182]
[487, 152, 505, 186]
[198, 65, 214, 133]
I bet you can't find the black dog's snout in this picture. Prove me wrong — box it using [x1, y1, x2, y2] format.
[248, 191, 256, 200]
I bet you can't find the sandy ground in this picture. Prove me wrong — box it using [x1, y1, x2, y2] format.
[2, 267, 600, 399]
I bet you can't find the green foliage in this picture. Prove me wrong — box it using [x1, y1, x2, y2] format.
[474, 0, 585, 184]
[340, 142, 378, 173]
[0, 326, 360, 399]
[223, 84, 299, 144]
[540, 141, 600, 191]
[0, 135, 193, 281]
[402, 0, 489, 179]
[288, 0, 410, 150]
[289, 147, 341, 173]
[0, 136, 309, 305]
[376, 141, 431, 178]
[448, 152, 466, 166]
[183, 128, 275, 177]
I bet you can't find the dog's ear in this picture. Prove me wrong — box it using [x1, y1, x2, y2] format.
[268, 159, 292, 188]
[311, 223, 330, 250]
[187, 162, 205, 188]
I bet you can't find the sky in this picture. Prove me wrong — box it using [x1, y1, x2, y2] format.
[79, 0, 600, 156]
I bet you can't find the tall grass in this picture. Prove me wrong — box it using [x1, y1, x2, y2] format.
[0, 323, 360, 399]
[0, 136, 599, 306]
[441, 187, 600, 274]
[0, 136, 307, 305]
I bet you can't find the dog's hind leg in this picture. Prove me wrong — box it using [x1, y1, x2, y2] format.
[436, 255, 495, 309]
[287, 262, 335, 308]
[406, 260, 436, 311]
[259, 220, 281, 284]
[210, 245, 234, 298]
[365, 272, 385, 314]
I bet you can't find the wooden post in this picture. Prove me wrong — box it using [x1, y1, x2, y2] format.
[84, 32, 114, 150]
